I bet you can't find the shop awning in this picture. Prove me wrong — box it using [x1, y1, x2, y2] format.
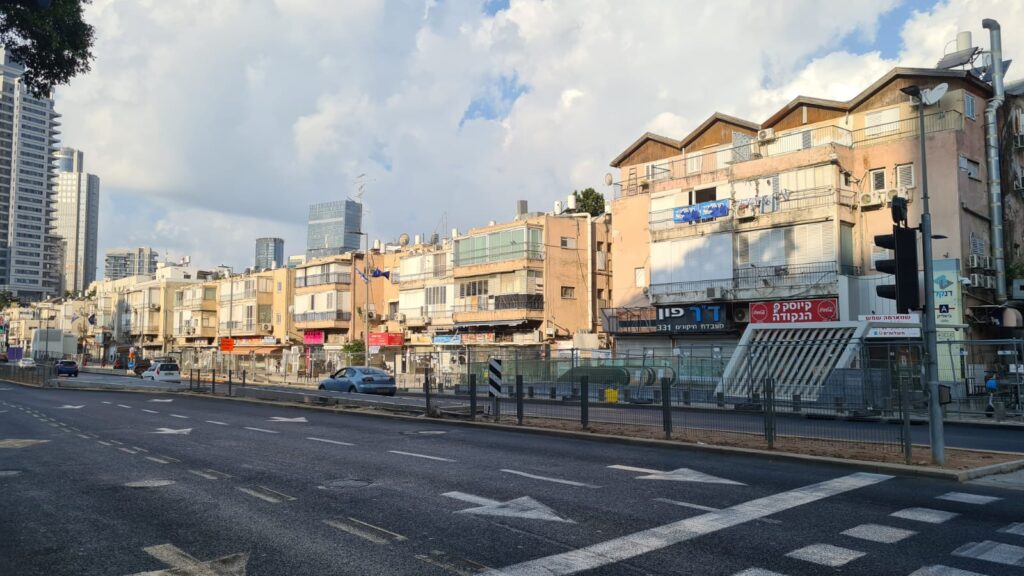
[455, 320, 528, 328]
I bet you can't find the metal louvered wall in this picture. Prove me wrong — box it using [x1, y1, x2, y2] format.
[718, 322, 867, 401]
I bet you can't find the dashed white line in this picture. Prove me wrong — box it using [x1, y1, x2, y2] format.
[732, 569, 788, 576]
[307, 437, 354, 446]
[145, 456, 170, 464]
[953, 540, 1024, 567]
[97, 441, 111, 446]
[238, 486, 295, 503]
[116, 404, 131, 409]
[937, 492, 1001, 505]
[141, 409, 159, 414]
[500, 469, 599, 488]
[132, 446, 149, 452]
[323, 518, 407, 544]
[785, 544, 864, 567]
[841, 523, 916, 544]
[189, 470, 219, 480]
[244, 427, 278, 434]
[101, 401, 111, 405]
[891, 508, 959, 524]
[388, 450, 454, 462]
[205, 420, 229, 426]
[76, 434, 89, 439]
[169, 414, 190, 419]
[118, 447, 138, 454]
[654, 498, 720, 513]
[189, 468, 231, 480]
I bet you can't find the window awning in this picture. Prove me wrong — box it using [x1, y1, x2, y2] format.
[455, 320, 528, 328]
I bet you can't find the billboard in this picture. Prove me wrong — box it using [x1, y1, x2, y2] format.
[673, 199, 730, 224]
[749, 298, 838, 323]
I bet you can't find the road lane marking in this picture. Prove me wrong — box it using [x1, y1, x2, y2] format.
[733, 570, 788, 576]
[145, 456, 170, 464]
[97, 441, 111, 446]
[57, 405, 84, 409]
[500, 469, 599, 488]
[0, 439, 50, 448]
[119, 447, 139, 454]
[1000, 523, 1024, 536]
[108, 440, 124, 445]
[124, 480, 175, 488]
[205, 420, 229, 426]
[388, 450, 453, 462]
[148, 399, 174, 403]
[909, 566, 989, 576]
[891, 508, 959, 524]
[156, 454, 180, 463]
[117, 404, 132, 409]
[244, 427, 278, 434]
[307, 437, 354, 446]
[141, 409, 159, 414]
[483, 472, 891, 576]
[132, 446, 149, 452]
[152, 428, 192, 435]
[937, 492, 1001, 505]
[323, 518, 407, 544]
[841, 523, 916, 543]
[269, 416, 307, 422]
[76, 434, 90, 439]
[169, 414, 190, 419]
[786, 544, 864, 567]
[238, 486, 295, 503]
[444, 492, 573, 523]
[129, 543, 249, 576]
[608, 464, 744, 485]
[189, 468, 231, 480]
[416, 550, 491, 575]
[654, 497, 720, 513]
[101, 401, 111, 404]
[953, 541, 1024, 566]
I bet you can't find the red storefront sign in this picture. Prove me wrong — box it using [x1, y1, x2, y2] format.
[749, 298, 838, 324]
[303, 330, 325, 345]
[368, 332, 404, 347]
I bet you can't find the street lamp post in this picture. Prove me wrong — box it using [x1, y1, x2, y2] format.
[901, 84, 946, 465]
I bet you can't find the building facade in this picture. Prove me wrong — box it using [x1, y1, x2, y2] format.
[0, 50, 62, 300]
[255, 237, 284, 270]
[54, 147, 100, 293]
[605, 67, 1024, 357]
[104, 247, 158, 281]
[306, 200, 362, 260]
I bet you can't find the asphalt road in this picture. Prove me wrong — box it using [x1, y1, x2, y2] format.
[2, 382, 1024, 576]
[64, 371, 1024, 452]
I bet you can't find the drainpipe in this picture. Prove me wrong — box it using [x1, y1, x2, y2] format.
[983, 18, 1007, 302]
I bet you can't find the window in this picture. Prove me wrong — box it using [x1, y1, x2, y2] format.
[896, 163, 915, 188]
[869, 168, 886, 192]
[694, 187, 716, 204]
[634, 267, 647, 288]
[560, 236, 577, 249]
[964, 93, 976, 120]
[864, 108, 899, 137]
[960, 156, 981, 180]
[426, 286, 446, 305]
[560, 286, 575, 299]
[686, 152, 702, 174]
[596, 289, 604, 300]
[458, 279, 489, 297]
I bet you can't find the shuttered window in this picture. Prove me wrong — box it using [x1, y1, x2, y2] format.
[686, 152, 702, 174]
[870, 168, 886, 192]
[896, 163, 915, 188]
[864, 107, 899, 136]
[736, 222, 835, 267]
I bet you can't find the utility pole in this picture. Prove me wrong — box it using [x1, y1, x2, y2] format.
[364, 233, 369, 362]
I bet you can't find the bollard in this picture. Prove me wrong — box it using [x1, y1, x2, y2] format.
[580, 375, 589, 430]
[424, 367, 432, 417]
[549, 386, 556, 399]
[716, 392, 725, 407]
[516, 375, 524, 426]
[792, 393, 802, 413]
[189, 369, 193, 391]
[469, 374, 477, 421]
[764, 379, 776, 448]
[228, 369, 233, 397]
[661, 377, 672, 439]
[212, 369, 216, 395]
[653, 387, 661, 403]
[242, 369, 246, 388]
[527, 385, 534, 399]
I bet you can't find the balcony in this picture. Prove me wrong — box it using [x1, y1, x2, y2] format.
[453, 294, 544, 325]
[295, 272, 351, 288]
[615, 111, 963, 198]
[453, 245, 544, 270]
[294, 310, 353, 329]
[176, 324, 216, 338]
[218, 320, 268, 335]
[395, 306, 453, 327]
[649, 261, 859, 305]
[180, 297, 215, 310]
[219, 289, 257, 303]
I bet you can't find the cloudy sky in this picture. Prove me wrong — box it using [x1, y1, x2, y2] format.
[54, 0, 1024, 274]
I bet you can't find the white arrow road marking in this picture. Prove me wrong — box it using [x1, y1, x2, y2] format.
[483, 472, 891, 576]
[152, 428, 192, 435]
[128, 543, 249, 576]
[443, 492, 574, 523]
[269, 416, 307, 423]
[148, 399, 174, 403]
[57, 405, 84, 409]
[500, 469, 600, 488]
[608, 464, 745, 485]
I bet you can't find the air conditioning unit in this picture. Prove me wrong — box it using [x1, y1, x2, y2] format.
[756, 128, 775, 142]
[422, 316, 431, 325]
[860, 192, 882, 208]
[733, 305, 750, 323]
[186, 327, 195, 335]
[706, 286, 725, 300]
[261, 323, 273, 331]
[970, 273, 984, 288]
[366, 311, 375, 320]
[981, 256, 993, 270]
[734, 204, 756, 220]
[396, 313, 406, 322]
[986, 276, 998, 290]
[887, 187, 912, 203]
[149, 304, 160, 311]
[969, 254, 982, 269]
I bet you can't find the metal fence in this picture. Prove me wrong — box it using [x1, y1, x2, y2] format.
[0, 362, 55, 387]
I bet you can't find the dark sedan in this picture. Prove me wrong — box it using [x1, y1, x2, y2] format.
[55, 360, 79, 377]
[319, 366, 396, 396]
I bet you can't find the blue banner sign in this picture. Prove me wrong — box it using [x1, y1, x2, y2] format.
[673, 199, 730, 223]
[432, 334, 462, 345]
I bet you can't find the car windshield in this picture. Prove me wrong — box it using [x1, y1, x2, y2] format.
[360, 368, 389, 376]
[59, 361, 76, 366]
[160, 364, 179, 371]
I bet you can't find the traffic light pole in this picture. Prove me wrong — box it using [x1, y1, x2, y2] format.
[915, 102, 945, 466]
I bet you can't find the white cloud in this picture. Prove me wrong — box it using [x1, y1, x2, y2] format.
[52, 0, 1024, 274]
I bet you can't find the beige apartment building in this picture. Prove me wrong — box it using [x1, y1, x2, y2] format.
[172, 281, 218, 350]
[606, 67, 1024, 355]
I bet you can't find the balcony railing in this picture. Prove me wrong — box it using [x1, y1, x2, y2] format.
[219, 289, 257, 302]
[615, 111, 963, 198]
[650, 261, 860, 300]
[396, 306, 453, 320]
[453, 293, 544, 312]
[454, 245, 544, 267]
[295, 272, 352, 288]
[397, 268, 450, 282]
[293, 310, 352, 323]
[180, 297, 213, 309]
[219, 321, 256, 332]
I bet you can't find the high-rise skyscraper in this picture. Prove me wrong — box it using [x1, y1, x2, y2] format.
[54, 147, 100, 293]
[306, 200, 362, 260]
[255, 237, 284, 270]
[104, 247, 158, 281]
[0, 50, 62, 300]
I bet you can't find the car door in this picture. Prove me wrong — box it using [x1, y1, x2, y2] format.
[326, 368, 345, 390]
[338, 367, 353, 389]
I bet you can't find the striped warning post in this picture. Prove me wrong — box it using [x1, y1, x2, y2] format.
[488, 358, 503, 398]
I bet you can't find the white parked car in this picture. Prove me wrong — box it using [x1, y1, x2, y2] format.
[139, 361, 181, 382]
[16, 358, 36, 368]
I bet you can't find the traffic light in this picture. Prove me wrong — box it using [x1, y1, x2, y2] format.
[875, 225, 920, 313]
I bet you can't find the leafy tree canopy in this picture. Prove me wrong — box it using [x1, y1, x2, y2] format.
[0, 0, 94, 98]
[572, 187, 606, 217]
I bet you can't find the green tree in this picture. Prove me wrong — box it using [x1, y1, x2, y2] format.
[342, 339, 365, 366]
[0, 0, 95, 98]
[0, 290, 20, 309]
[573, 187, 606, 217]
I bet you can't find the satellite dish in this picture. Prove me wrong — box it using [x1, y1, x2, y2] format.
[604, 173, 613, 186]
[398, 233, 410, 246]
[922, 83, 948, 106]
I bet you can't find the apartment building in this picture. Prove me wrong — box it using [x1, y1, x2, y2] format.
[392, 239, 455, 354]
[123, 268, 201, 355]
[172, 282, 218, 350]
[54, 147, 100, 293]
[606, 67, 1023, 354]
[104, 247, 159, 281]
[213, 267, 295, 353]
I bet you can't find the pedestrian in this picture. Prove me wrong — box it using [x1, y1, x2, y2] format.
[985, 372, 998, 417]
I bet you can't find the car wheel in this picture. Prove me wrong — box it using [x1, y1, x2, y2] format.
[386, 391, 396, 397]
[348, 386, 357, 393]
[318, 385, 325, 390]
